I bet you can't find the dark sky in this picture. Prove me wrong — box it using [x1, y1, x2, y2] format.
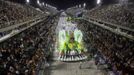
[43, 0, 95, 10]
[8, 0, 134, 10]
[42, 0, 117, 9]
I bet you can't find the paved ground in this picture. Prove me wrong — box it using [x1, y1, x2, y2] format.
[41, 59, 108, 75]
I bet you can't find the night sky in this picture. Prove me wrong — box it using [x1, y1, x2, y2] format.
[7, 0, 134, 10]
[42, 0, 117, 9]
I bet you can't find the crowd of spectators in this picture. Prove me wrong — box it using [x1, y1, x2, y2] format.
[77, 20, 134, 75]
[0, 0, 43, 29]
[0, 14, 59, 75]
[87, 4, 134, 29]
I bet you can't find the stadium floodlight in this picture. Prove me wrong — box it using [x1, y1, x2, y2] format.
[97, 0, 101, 4]
[46, 4, 48, 7]
[76, 5, 78, 8]
[79, 5, 81, 8]
[26, 0, 30, 3]
[37, 0, 42, 6]
[42, 2, 45, 6]
[37, 0, 40, 4]
[83, 3, 86, 8]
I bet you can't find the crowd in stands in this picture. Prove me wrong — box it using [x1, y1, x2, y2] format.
[0, 31, 10, 38]
[87, 4, 134, 29]
[77, 20, 134, 75]
[66, 7, 82, 17]
[0, 0, 42, 29]
[0, 15, 59, 75]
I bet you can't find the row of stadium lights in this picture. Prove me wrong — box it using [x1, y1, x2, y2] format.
[76, 3, 86, 8]
[76, 0, 102, 8]
[26, 0, 116, 10]
[26, 0, 102, 7]
[26, 0, 58, 10]
[26, 0, 129, 7]
[96, 0, 129, 5]
[96, 0, 128, 5]
[26, 0, 102, 9]
[26, 0, 49, 7]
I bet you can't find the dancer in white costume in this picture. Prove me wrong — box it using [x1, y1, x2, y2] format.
[58, 30, 66, 54]
[74, 29, 83, 43]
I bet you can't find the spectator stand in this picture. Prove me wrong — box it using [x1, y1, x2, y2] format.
[0, 0, 44, 29]
[0, 13, 60, 75]
[75, 17, 134, 75]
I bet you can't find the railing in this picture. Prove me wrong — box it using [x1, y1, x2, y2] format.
[0, 17, 33, 29]
[0, 14, 46, 32]
[0, 15, 48, 43]
[82, 8, 134, 32]
[76, 17, 134, 40]
[89, 17, 134, 32]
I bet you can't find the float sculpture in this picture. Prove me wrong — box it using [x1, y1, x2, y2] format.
[58, 29, 87, 61]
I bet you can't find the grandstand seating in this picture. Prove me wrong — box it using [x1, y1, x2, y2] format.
[0, 0, 134, 75]
[86, 4, 134, 29]
[77, 19, 134, 75]
[0, 11, 59, 75]
[0, 0, 43, 29]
